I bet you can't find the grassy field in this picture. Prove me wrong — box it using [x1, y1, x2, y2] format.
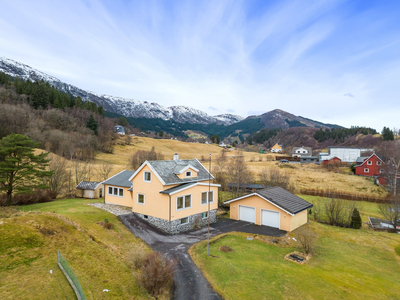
[190, 222, 400, 300]
[92, 136, 386, 197]
[300, 195, 384, 220]
[0, 199, 153, 300]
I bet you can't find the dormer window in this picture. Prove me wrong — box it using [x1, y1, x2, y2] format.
[144, 171, 151, 182]
[186, 171, 192, 177]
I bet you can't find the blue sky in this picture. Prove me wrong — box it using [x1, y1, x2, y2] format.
[1, 0, 399, 131]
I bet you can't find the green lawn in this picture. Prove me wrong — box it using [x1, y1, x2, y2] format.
[190, 222, 400, 300]
[0, 199, 152, 300]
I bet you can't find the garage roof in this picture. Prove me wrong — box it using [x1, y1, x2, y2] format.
[224, 187, 313, 215]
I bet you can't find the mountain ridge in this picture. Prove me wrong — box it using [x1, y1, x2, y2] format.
[0, 57, 243, 125]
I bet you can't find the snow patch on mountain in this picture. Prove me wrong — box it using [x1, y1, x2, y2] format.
[0, 57, 243, 125]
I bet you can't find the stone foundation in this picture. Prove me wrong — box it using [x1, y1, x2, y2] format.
[135, 209, 217, 234]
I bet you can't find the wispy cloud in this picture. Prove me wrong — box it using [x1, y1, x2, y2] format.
[343, 93, 355, 97]
[0, 0, 399, 130]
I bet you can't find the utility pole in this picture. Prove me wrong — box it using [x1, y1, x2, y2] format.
[207, 153, 211, 256]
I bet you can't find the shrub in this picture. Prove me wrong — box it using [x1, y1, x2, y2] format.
[125, 244, 148, 269]
[351, 208, 362, 229]
[395, 245, 400, 256]
[0, 189, 55, 206]
[137, 252, 177, 297]
[293, 226, 318, 255]
[103, 222, 114, 230]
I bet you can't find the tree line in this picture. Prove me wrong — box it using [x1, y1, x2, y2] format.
[314, 126, 378, 143]
[0, 71, 104, 115]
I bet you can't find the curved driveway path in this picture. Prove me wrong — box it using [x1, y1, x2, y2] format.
[119, 214, 286, 300]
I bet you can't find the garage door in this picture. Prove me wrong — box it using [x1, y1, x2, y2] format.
[239, 206, 256, 223]
[261, 209, 280, 228]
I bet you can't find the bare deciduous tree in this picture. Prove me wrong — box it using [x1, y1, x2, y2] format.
[47, 154, 69, 198]
[323, 197, 362, 227]
[260, 168, 293, 192]
[97, 161, 114, 181]
[213, 150, 228, 191]
[377, 140, 400, 196]
[294, 225, 318, 255]
[379, 194, 400, 232]
[136, 252, 177, 297]
[130, 146, 164, 170]
[227, 153, 254, 197]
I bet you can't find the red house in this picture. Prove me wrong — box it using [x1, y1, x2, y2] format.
[323, 156, 342, 165]
[354, 154, 385, 184]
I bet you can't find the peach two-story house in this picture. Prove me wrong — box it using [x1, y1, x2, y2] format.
[103, 154, 220, 234]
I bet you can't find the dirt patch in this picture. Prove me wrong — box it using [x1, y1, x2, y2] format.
[218, 246, 233, 252]
[253, 234, 294, 247]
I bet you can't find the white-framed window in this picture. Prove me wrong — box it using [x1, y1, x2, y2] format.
[186, 171, 192, 177]
[137, 193, 145, 205]
[201, 191, 214, 205]
[108, 186, 124, 197]
[377, 161, 382, 165]
[177, 195, 192, 210]
[180, 217, 189, 225]
[364, 168, 369, 173]
[202, 212, 208, 219]
[303, 151, 306, 153]
[367, 161, 372, 165]
[380, 169, 383, 173]
[143, 215, 148, 220]
[144, 171, 151, 182]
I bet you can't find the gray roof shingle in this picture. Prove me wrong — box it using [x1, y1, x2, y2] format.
[103, 170, 135, 188]
[148, 159, 213, 185]
[160, 182, 197, 195]
[256, 187, 313, 214]
[76, 181, 102, 190]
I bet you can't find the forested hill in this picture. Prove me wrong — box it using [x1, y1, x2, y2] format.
[0, 71, 115, 160]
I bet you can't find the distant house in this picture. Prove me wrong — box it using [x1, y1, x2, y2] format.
[300, 156, 318, 163]
[354, 153, 385, 184]
[219, 141, 227, 147]
[270, 143, 282, 153]
[224, 187, 313, 231]
[292, 146, 312, 157]
[323, 156, 342, 165]
[76, 181, 104, 199]
[319, 147, 361, 163]
[113, 125, 125, 135]
[102, 154, 220, 234]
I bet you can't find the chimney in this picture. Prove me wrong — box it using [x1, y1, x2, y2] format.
[173, 153, 179, 161]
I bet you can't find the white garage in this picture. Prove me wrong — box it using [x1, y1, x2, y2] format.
[239, 205, 256, 223]
[261, 209, 280, 228]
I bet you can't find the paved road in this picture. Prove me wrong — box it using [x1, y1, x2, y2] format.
[119, 214, 286, 300]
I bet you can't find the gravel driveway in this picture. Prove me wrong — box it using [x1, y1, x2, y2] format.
[119, 213, 286, 300]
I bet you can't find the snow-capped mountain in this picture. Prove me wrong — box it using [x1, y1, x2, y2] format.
[0, 57, 243, 125]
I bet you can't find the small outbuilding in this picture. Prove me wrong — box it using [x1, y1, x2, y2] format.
[76, 181, 104, 199]
[224, 187, 313, 231]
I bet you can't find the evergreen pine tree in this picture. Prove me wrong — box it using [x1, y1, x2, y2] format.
[351, 208, 362, 229]
[86, 115, 98, 135]
[75, 96, 84, 108]
[382, 127, 394, 141]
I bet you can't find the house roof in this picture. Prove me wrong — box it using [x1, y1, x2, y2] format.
[227, 183, 266, 189]
[160, 182, 220, 195]
[355, 156, 368, 164]
[76, 181, 102, 190]
[103, 170, 135, 188]
[355, 153, 383, 168]
[224, 186, 313, 215]
[130, 158, 213, 186]
[292, 146, 312, 154]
